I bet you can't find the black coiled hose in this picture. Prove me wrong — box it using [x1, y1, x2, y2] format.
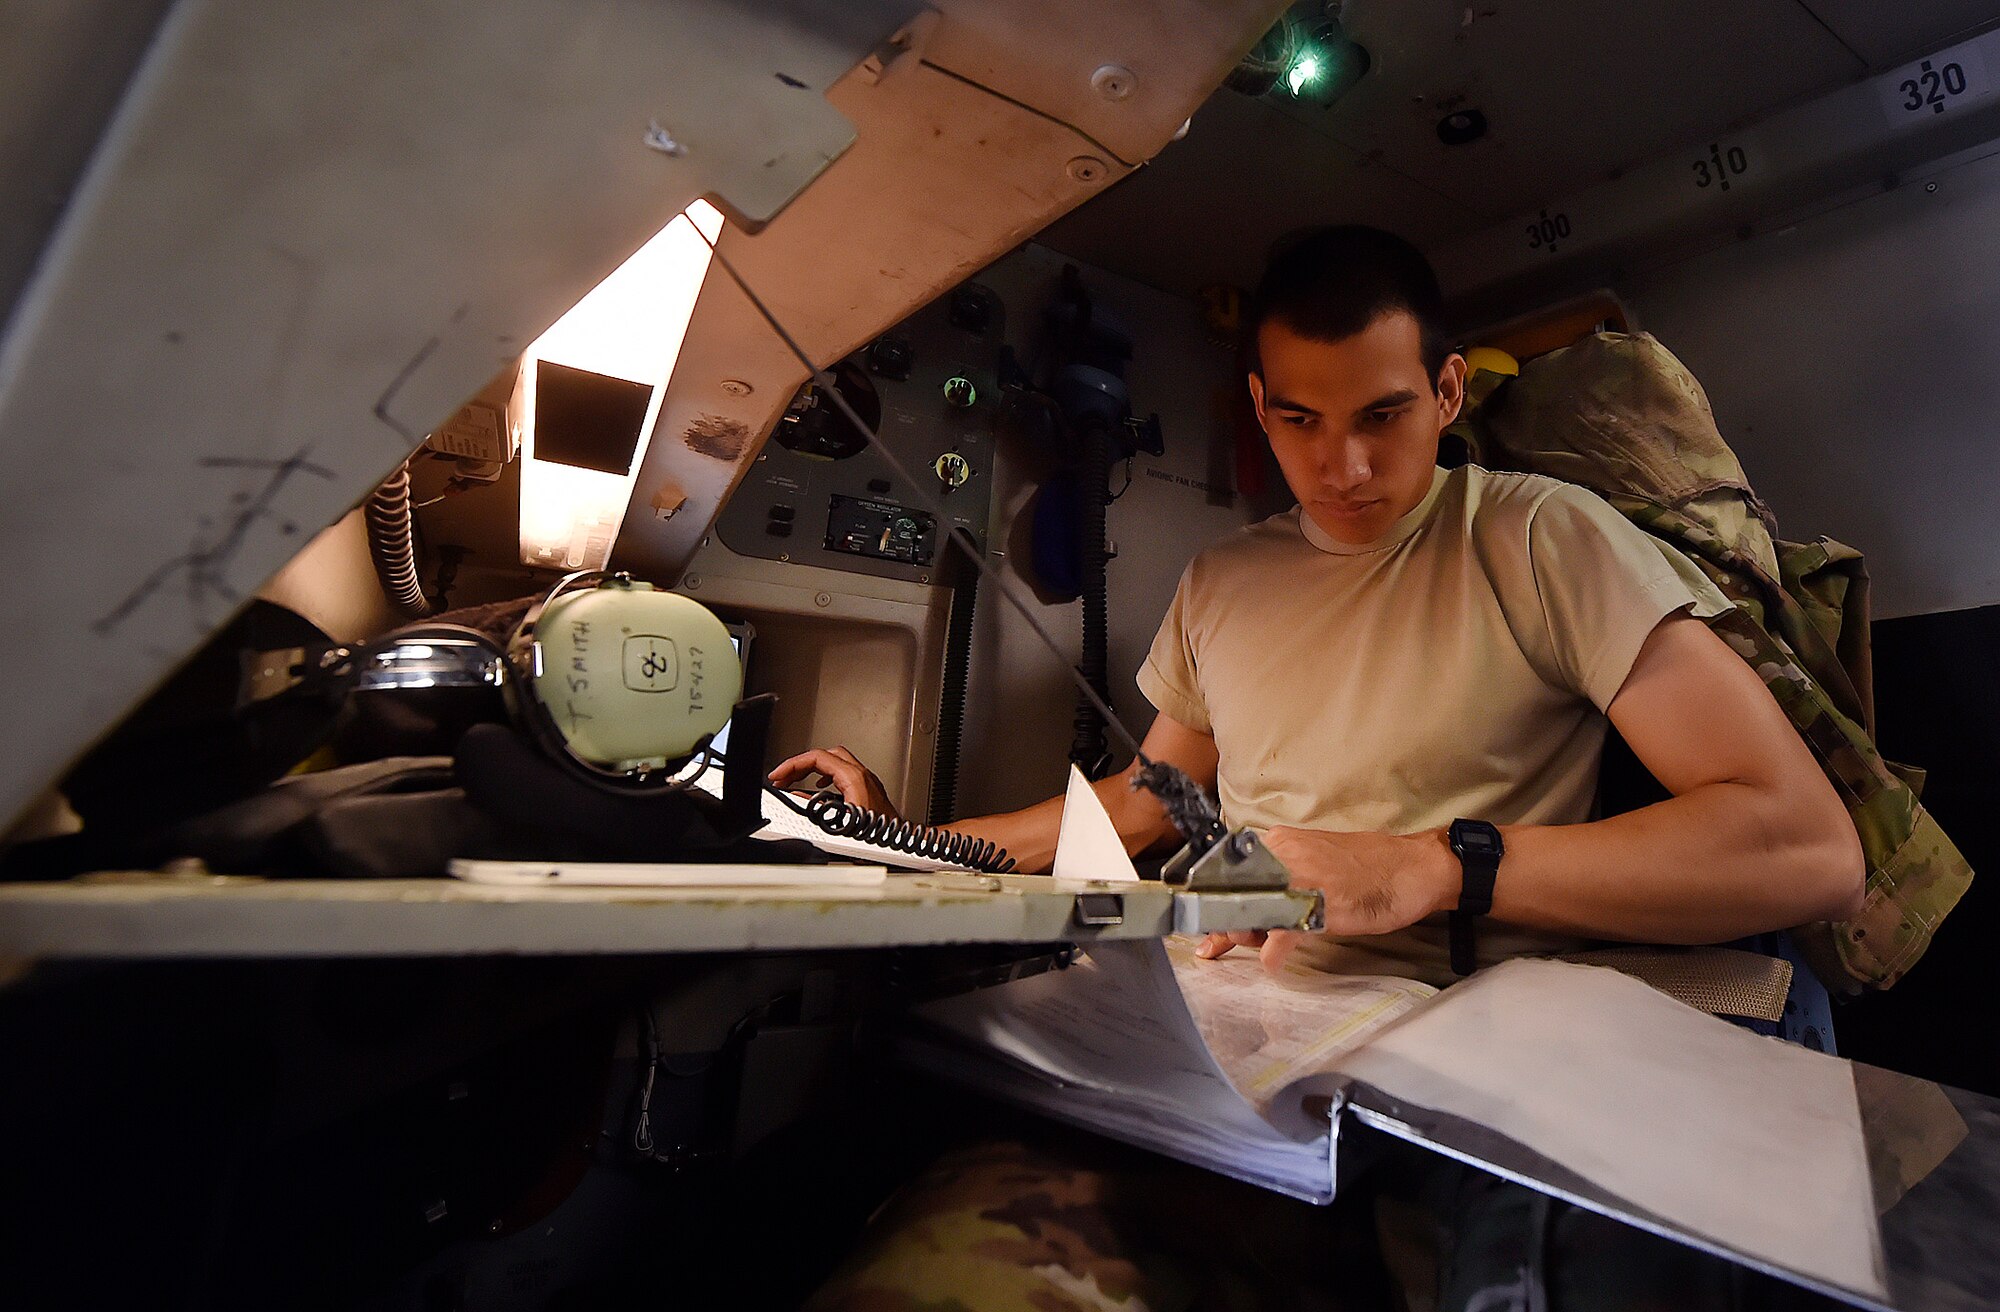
[928, 573, 977, 825]
[366, 463, 432, 618]
[1069, 421, 1111, 778]
[798, 790, 1015, 873]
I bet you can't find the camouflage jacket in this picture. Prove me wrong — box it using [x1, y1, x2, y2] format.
[1446, 332, 1971, 992]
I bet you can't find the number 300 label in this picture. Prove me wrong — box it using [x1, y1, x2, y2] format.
[1879, 44, 1989, 126]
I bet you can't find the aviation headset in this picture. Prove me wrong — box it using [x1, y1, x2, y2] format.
[326, 570, 742, 793]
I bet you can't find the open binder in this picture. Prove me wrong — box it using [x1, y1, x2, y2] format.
[899, 943, 1890, 1308]
[903, 935, 1427, 1201]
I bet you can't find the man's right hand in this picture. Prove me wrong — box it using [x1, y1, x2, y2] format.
[1195, 929, 1309, 972]
[769, 746, 899, 816]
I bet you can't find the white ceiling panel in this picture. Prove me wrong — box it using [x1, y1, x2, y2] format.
[1797, 1, 2000, 70]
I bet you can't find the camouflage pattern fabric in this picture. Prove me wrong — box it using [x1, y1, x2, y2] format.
[804, 1135, 1776, 1311]
[803, 1138, 1383, 1312]
[1445, 332, 1784, 581]
[1448, 333, 1972, 993]
[1777, 535, 1878, 735]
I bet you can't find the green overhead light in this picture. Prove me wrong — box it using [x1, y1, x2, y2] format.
[1227, 12, 1369, 109]
[1286, 52, 1321, 96]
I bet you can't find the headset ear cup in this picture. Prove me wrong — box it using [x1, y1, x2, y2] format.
[502, 569, 617, 786]
[334, 623, 510, 760]
[384, 622, 507, 651]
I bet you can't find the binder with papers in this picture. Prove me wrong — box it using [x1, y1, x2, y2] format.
[894, 778, 1890, 1306]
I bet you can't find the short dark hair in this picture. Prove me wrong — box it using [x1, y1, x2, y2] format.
[1246, 225, 1453, 386]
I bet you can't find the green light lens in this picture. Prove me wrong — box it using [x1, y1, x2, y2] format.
[1286, 54, 1320, 96]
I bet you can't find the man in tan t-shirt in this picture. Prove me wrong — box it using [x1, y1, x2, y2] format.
[778, 227, 1862, 982]
[782, 226, 1869, 1310]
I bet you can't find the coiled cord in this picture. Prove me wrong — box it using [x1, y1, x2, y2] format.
[928, 572, 977, 825]
[1069, 421, 1111, 778]
[772, 787, 1015, 873]
[366, 463, 432, 618]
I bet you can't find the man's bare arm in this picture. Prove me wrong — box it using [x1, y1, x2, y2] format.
[1480, 612, 1865, 937]
[771, 713, 1219, 874]
[1235, 614, 1864, 967]
[947, 715, 1217, 873]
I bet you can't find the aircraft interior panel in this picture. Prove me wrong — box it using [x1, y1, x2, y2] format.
[3, 3, 2000, 1308]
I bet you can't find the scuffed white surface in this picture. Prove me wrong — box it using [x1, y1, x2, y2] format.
[1336, 958, 1885, 1299]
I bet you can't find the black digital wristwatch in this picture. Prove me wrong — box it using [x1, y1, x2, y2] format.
[1447, 818, 1504, 977]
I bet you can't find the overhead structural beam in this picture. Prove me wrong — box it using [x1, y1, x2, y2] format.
[613, 0, 1293, 587]
[1435, 28, 2000, 326]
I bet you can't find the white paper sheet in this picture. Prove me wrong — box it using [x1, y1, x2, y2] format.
[913, 939, 1441, 1199]
[448, 858, 886, 887]
[1050, 765, 1140, 884]
[915, 939, 1336, 1196]
[1335, 958, 1886, 1300]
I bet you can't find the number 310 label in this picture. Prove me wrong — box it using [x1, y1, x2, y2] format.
[1879, 44, 1989, 126]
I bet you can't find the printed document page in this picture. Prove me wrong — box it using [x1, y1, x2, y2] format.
[917, 940, 1285, 1141]
[1336, 958, 1886, 1301]
[907, 777, 1428, 1198]
[912, 937, 1437, 1199]
[1160, 936, 1435, 1118]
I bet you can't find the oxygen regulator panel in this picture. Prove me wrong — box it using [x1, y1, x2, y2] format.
[713, 283, 1005, 582]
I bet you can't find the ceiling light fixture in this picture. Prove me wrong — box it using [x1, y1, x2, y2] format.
[1228, 11, 1369, 110]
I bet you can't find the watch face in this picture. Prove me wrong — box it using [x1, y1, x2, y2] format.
[1452, 821, 1502, 855]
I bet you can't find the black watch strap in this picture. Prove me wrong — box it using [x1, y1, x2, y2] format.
[1447, 819, 1503, 977]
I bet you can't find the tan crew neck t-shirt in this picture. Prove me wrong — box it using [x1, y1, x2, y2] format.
[1137, 464, 1702, 986]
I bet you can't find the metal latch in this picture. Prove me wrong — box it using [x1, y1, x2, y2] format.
[1160, 827, 1293, 892]
[1072, 892, 1125, 927]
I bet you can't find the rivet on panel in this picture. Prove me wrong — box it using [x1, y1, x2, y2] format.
[1067, 156, 1109, 185]
[721, 379, 753, 396]
[1091, 64, 1136, 100]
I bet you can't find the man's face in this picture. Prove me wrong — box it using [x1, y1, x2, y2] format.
[1249, 312, 1466, 545]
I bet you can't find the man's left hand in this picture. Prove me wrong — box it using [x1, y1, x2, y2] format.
[1198, 826, 1457, 971]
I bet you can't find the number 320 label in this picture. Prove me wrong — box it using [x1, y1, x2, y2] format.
[1879, 44, 1989, 126]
